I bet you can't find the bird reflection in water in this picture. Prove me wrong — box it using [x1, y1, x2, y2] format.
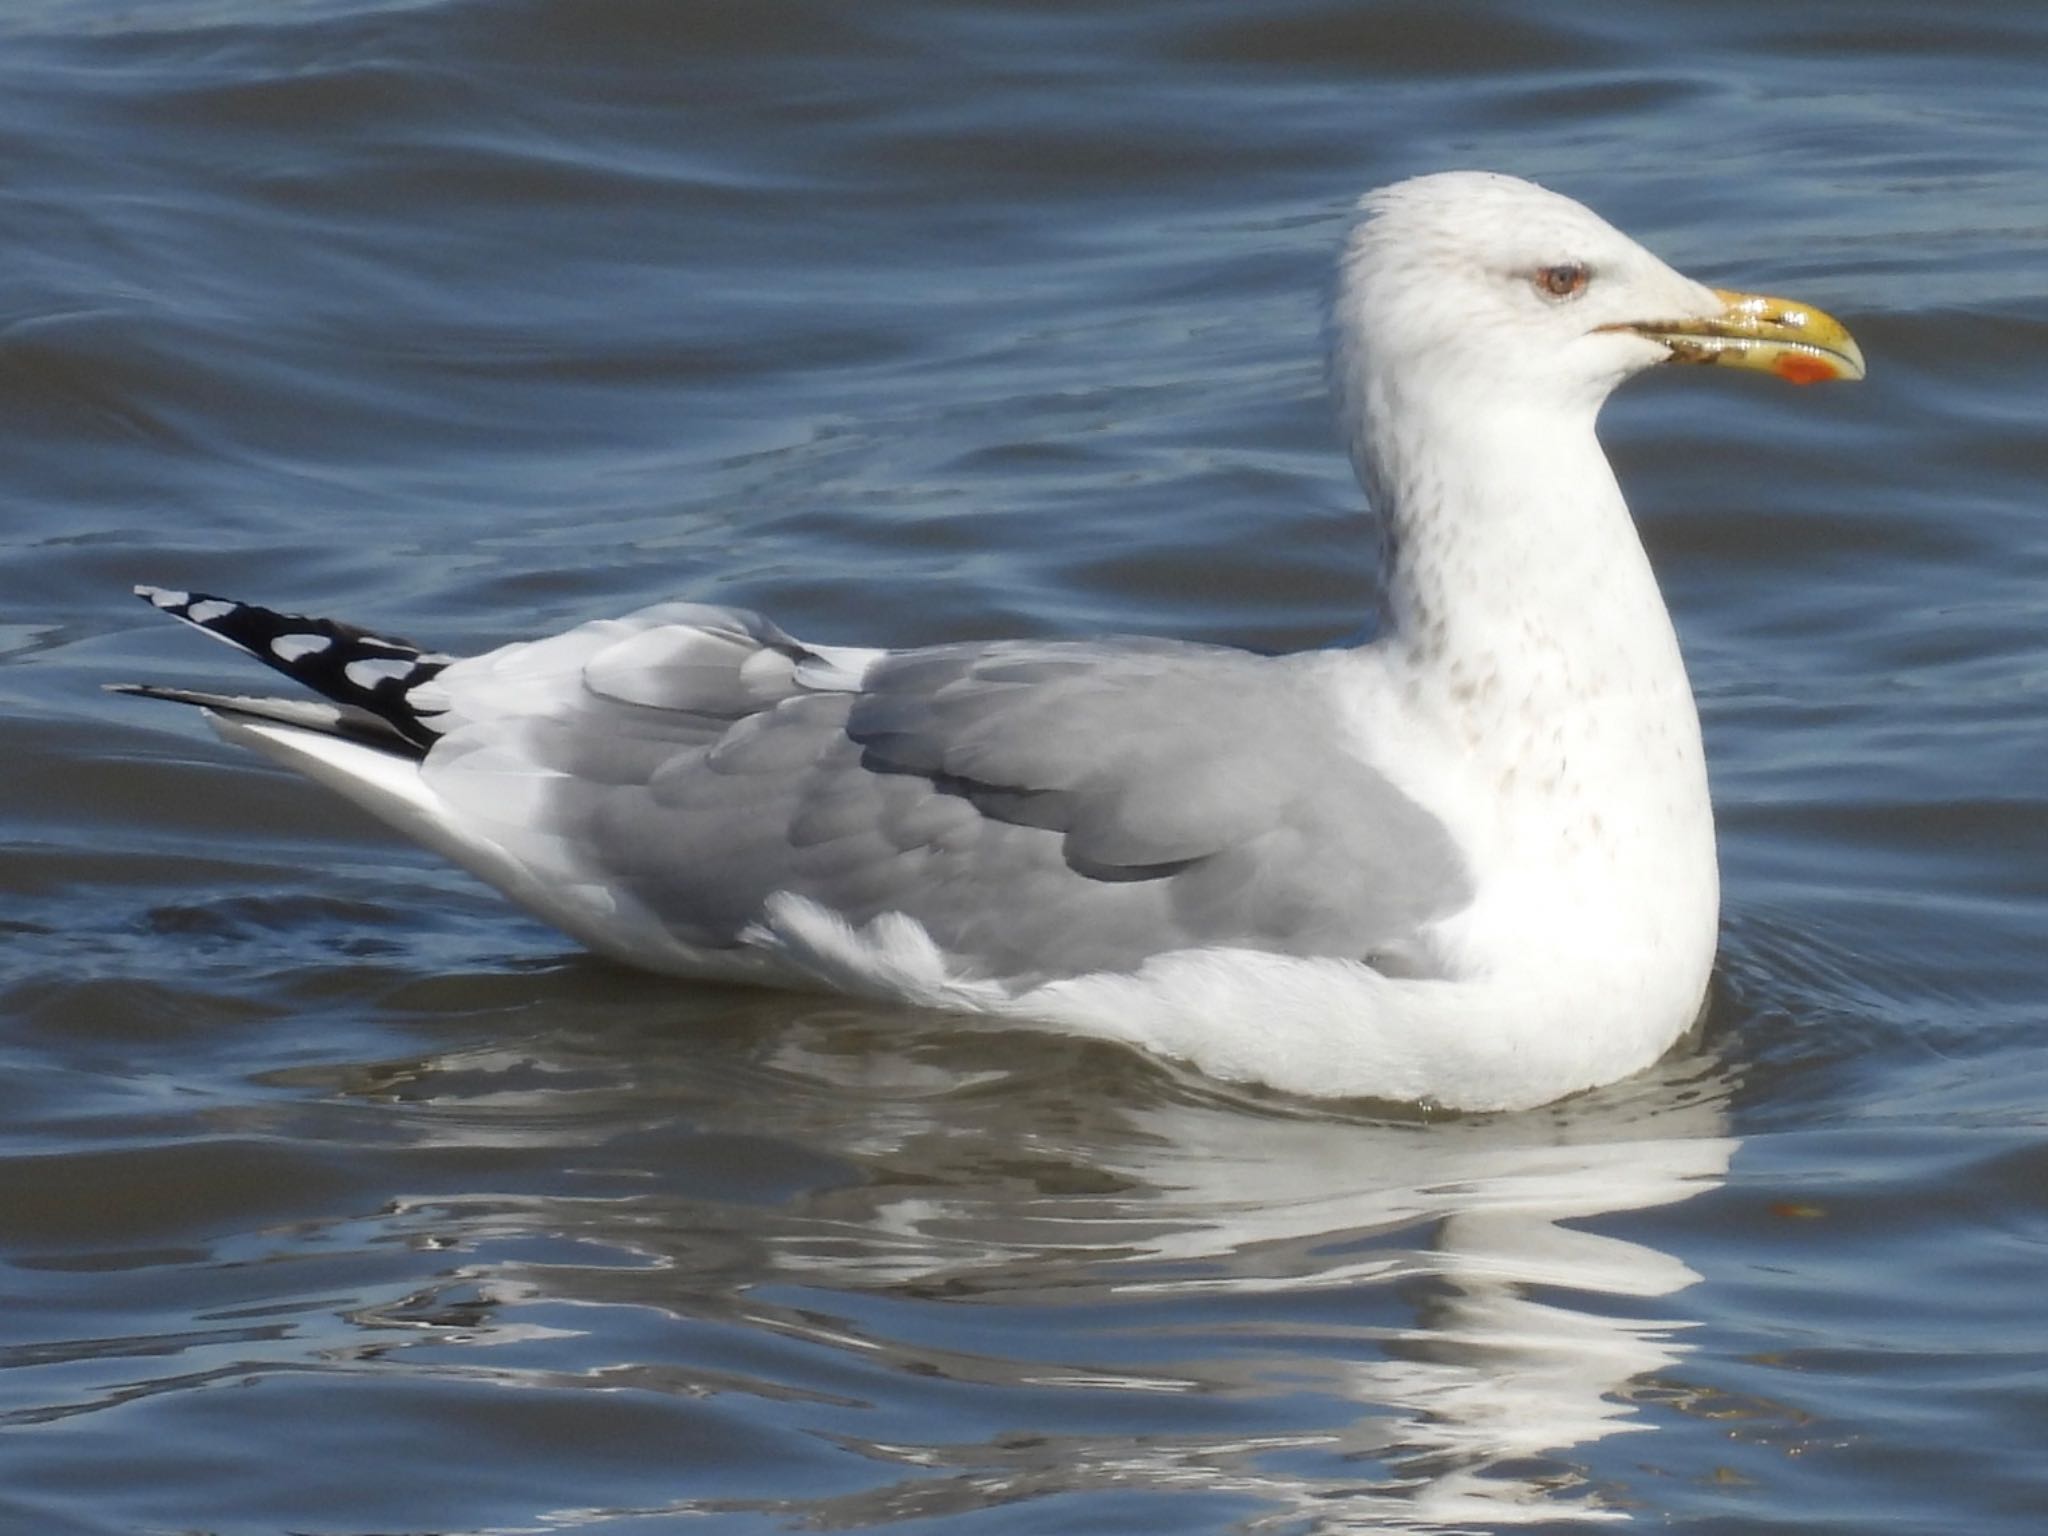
[336, 1001, 1737, 1530]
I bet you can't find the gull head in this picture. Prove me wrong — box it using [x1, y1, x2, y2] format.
[1330, 171, 1864, 425]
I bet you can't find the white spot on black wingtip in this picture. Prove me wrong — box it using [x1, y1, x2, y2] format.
[138, 585, 190, 609]
[185, 598, 236, 624]
[271, 633, 334, 662]
[344, 657, 419, 690]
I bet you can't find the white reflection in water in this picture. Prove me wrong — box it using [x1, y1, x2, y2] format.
[786, 1071, 1733, 1529]
[355, 1019, 1734, 1531]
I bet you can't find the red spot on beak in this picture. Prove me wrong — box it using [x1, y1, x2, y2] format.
[1773, 354, 1837, 386]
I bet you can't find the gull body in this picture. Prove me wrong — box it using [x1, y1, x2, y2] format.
[121, 173, 1862, 1111]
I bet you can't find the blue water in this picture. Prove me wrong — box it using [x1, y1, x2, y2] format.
[5, 2, 2047, 1531]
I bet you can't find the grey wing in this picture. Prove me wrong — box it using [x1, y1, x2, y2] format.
[418, 604, 1473, 984]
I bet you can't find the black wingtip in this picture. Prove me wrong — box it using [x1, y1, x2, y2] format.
[129, 583, 453, 751]
[105, 680, 427, 757]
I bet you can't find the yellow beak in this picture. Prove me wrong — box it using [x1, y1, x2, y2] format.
[1620, 288, 1866, 384]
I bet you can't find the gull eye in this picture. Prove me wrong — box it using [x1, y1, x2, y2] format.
[1534, 262, 1590, 300]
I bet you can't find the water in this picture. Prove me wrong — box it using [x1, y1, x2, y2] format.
[5, 1, 2047, 1530]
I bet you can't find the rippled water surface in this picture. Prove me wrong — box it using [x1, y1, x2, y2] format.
[7, 2, 2048, 1531]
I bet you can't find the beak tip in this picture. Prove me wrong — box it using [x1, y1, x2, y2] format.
[1775, 351, 1863, 386]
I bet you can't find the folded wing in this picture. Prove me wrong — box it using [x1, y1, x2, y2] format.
[416, 604, 1473, 983]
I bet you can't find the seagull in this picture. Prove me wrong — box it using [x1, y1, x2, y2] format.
[117, 172, 1863, 1111]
